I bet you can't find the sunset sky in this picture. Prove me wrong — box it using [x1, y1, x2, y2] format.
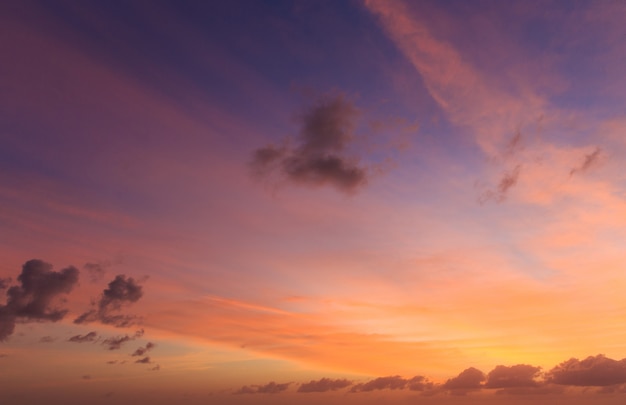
[2, 0, 626, 404]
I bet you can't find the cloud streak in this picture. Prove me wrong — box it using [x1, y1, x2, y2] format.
[570, 147, 602, 177]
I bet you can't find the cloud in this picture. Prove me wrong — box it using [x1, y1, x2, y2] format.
[406, 376, 434, 391]
[131, 341, 155, 356]
[82, 374, 92, 380]
[234, 382, 291, 394]
[39, 336, 56, 343]
[443, 367, 486, 391]
[485, 364, 542, 388]
[570, 147, 602, 177]
[75, 274, 144, 327]
[298, 378, 353, 393]
[134, 356, 151, 364]
[351, 375, 410, 392]
[251, 94, 368, 193]
[151, 364, 160, 371]
[479, 165, 522, 204]
[0, 278, 10, 290]
[545, 354, 626, 386]
[83, 262, 109, 283]
[101, 329, 143, 350]
[68, 331, 98, 343]
[0, 259, 79, 341]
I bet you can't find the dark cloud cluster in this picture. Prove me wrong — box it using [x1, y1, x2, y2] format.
[251, 94, 369, 193]
[235, 356, 626, 398]
[570, 147, 602, 177]
[75, 274, 144, 327]
[298, 378, 353, 393]
[135, 356, 151, 364]
[0, 259, 79, 341]
[234, 382, 291, 394]
[546, 355, 626, 386]
[68, 331, 98, 343]
[102, 329, 144, 350]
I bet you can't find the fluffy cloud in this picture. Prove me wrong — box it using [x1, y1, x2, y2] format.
[251, 94, 368, 193]
[485, 364, 542, 388]
[298, 378, 353, 393]
[0, 259, 79, 341]
[546, 355, 626, 386]
[443, 367, 486, 391]
[75, 275, 143, 327]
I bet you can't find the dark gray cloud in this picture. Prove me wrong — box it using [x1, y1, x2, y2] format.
[485, 364, 541, 388]
[479, 165, 522, 204]
[251, 94, 368, 193]
[101, 329, 143, 350]
[0, 278, 10, 290]
[298, 378, 353, 393]
[75, 274, 143, 327]
[234, 382, 291, 394]
[545, 355, 626, 386]
[68, 331, 98, 343]
[131, 341, 155, 357]
[570, 147, 601, 177]
[0, 259, 79, 341]
[39, 335, 56, 343]
[135, 356, 151, 364]
[443, 367, 485, 391]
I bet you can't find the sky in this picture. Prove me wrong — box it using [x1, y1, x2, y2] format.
[2, 0, 626, 403]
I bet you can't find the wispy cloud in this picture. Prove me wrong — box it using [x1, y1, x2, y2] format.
[101, 329, 144, 350]
[570, 147, 602, 177]
[68, 331, 98, 343]
[234, 382, 291, 394]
